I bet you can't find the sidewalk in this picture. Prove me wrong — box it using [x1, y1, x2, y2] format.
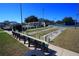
[4, 31, 79, 56]
[49, 44, 79, 56]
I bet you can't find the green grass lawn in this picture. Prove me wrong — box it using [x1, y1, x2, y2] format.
[0, 30, 29, 56]
[30, 28, 57, 39]
[51, 28, 79, 53]
[0, 29, 3, 31]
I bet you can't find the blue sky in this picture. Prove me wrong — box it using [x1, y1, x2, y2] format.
[0, 3, 78, 23]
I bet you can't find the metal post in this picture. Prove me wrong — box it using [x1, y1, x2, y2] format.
[42, 8, 44, 20]
[42, 8, 46, 27]
[20, 3, 23, 32]
[75, 20, 77, 29]
[75, 4, 79, 29]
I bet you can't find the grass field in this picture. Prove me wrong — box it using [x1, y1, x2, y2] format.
[51, 28, 79, 53]
[0, 30, 29, 56]
[30, 28, 57, 39]
[0, 29, 3, 31]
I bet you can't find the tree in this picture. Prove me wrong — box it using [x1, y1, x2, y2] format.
[63, 17, 75, 25]
[56, 20, 64, 24]
[43, 19, 55, 26]
[39, 18, 55, 26]
[3, 21, 10, 25]
[13, 24, 22, 32]
[25, 15, 38, 23]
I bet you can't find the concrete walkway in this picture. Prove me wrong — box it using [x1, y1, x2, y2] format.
[4, 30, 79, 56]
[49, 44, 79, 56]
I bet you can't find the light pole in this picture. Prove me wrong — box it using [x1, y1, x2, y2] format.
[42, 8, 44, 19]
[20, 3, 23, 32]
[75, 15, 77, 29]
[20, 3, 23, 24]
[75, 4, 79, 29]
[42, 8, 46, 27]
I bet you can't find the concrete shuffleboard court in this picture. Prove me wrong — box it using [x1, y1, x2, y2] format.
[29, 28, 57, 40]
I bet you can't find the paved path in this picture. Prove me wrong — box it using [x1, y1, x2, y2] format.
[4, 30, 79, 56]
[48, 44, 79, 56]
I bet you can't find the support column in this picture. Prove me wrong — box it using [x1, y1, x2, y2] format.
[28, 39, 31, 47]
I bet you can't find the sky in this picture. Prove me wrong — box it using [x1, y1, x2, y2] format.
[0, 3, 78, 23]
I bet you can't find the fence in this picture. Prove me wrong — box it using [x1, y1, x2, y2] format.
[12, 31, 49, 52]
[41, 28, 66, 42]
